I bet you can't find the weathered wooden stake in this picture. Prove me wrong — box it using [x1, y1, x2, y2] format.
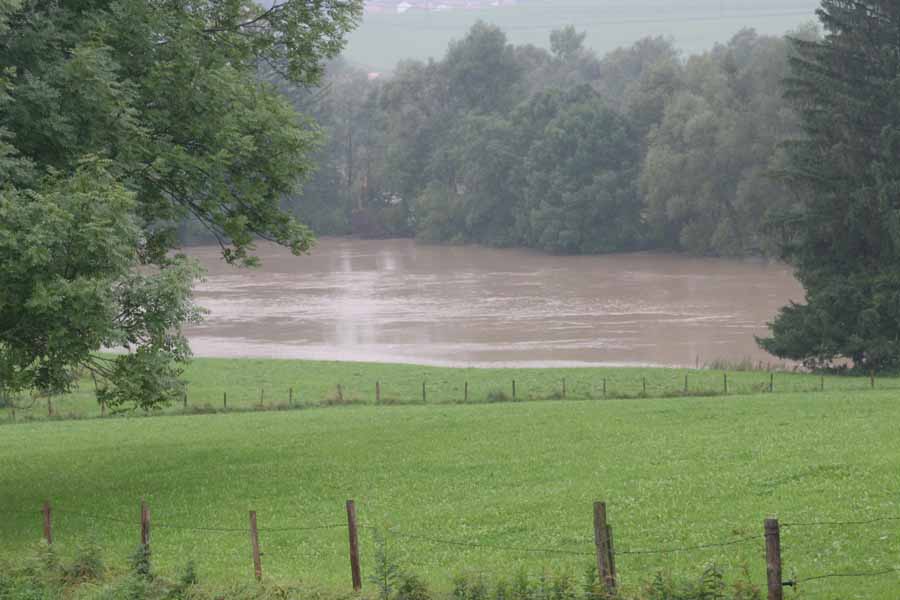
[47, 396, 52, 417]
[512, 380, 516, 400]
[42, 501, 52, 545]
[769, 373, 774, 393]
[183, 391, 187, 409]
[684, 374, 689, 394]
[223, 391, 227, 409]
[375, 381, 381, 404]
[464, 381, 468, 403]
[593, 501, 615, 593]
[346, 500, 362, 592]
[723, 373, 728, 394]
[422, 381, 426, 403]
[764, 518, 782, 600]
[249, 511, 262, 581]
[140, 500, 150, 548]
[606, 524, 616, 584]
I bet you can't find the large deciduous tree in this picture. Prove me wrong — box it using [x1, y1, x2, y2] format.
[0, 0, 361, 407]
[759, 1, 900, 371]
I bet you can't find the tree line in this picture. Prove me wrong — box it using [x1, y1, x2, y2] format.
[2, 0, 898, 410]
[276, 22, 818, 258]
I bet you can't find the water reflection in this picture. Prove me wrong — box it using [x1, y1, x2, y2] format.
[186, 239, 802, 367]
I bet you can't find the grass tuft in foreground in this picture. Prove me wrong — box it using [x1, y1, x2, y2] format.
[1, 541, 763, 600]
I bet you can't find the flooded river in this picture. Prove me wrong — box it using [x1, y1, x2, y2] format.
[186, 238, 803, 367]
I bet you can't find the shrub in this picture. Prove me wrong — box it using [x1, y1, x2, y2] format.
[395, 573, 430, 600]
[130, 544, 152, 580]
[485, 390, 512, 404]
[61, 541, 104, 583]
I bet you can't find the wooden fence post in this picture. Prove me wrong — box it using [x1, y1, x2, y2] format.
[765, 518, 782, 600]
[606, 524, 617, 585]
[140, 500, 150, 548]
[223, 391, 227, 409]
[376, 381, 381, 404]
[346, 500, 362, 592]
[464, 381, 468, 403]
[512, 380, 516, 401]
[249, 511, 262, 581]
[42, 501, 52, 545]
[593, 501, 615, 593]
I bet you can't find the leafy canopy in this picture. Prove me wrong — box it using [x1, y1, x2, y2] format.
[0, 0, 362, 407]
[759, 1, 900, 371]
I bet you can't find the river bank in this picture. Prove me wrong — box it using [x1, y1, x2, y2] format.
[6, 356, 893, 423]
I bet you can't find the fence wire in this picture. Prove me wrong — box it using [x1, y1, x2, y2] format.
[7, 504, 900, 593]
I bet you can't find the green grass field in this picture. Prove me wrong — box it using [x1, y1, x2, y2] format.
[2, 360, 900, 598]
[345, 0, 821, 72]
[5, 357, 897, 421]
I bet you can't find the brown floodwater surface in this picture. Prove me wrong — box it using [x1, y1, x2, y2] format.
[186, 238, 804, 367]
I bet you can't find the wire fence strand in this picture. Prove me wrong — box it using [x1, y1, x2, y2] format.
[375, 527, 594, 557]
[794, 567, 900, 584]
[617, 535, 761, 556]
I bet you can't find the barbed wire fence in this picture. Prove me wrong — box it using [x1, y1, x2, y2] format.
[8, 499, 900, 598]
[5, 370, 899, 424]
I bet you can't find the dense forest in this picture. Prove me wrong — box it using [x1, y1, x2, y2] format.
[268, 21, 818, 257]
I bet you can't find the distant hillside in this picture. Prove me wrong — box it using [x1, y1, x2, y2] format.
[345, 0, 820, 72]
[365, 0, 521, 13]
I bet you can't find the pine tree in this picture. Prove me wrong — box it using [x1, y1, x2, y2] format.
[759, 1, 900, 371]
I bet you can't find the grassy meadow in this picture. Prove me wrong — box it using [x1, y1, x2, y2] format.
[5, 357, 897, 422]
[2, 361, 900, 598]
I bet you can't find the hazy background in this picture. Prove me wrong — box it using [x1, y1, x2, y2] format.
[345, 0, 821, 71]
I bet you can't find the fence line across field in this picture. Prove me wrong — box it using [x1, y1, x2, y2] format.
[8, 370, 895, 422]
[17, 499, 900, 598]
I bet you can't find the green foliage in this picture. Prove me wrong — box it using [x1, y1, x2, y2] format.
[640, 29, 802, 256]
[370, 530, 401, 600]
[62, 541, 105, 584]
[0, 161, 203, 409]
[760, 1, 900, 371]
[642, 566, 760, 600]
[285, 22, 806, 259]
[0, 0, 362, 409]
[130, 544, 153, 581]
[394, 573, 430, 600]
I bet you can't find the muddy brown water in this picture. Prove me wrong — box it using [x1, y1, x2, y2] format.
[186, 238, 803, 367]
